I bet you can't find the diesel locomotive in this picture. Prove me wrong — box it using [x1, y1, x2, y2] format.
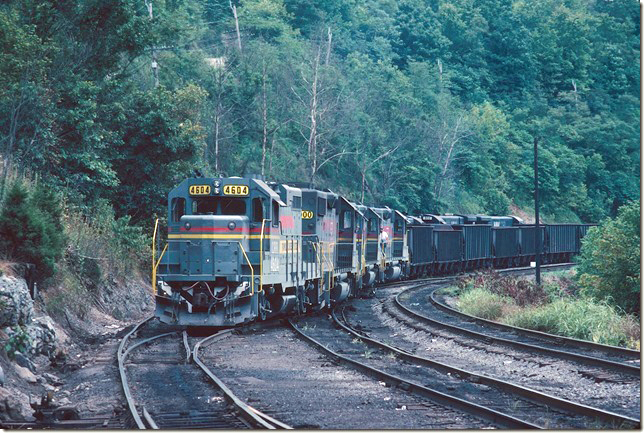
[153, 176, 593, 327]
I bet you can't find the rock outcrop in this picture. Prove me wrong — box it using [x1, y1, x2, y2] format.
[0, 276, 33, 327]
[0, 276, 57, 359]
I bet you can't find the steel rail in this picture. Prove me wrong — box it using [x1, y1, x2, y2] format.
[394, 287, 640, 376]
[192, 330, 291, 429]
[287, 318, 540, 429]
[182, 330, 191, 363]
[142, 407, 159, 429]
[117, 318, 173, 430]
[337, 307, 640, 428]
[429, 287, 640, 359]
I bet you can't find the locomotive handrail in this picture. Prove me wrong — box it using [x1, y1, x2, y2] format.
[312, 242, 323, 291]
[152, 244, 168, 294]
[318, 242, 334, 292]
[259, 218, 271, 293]
[238, 241, 255, 295]
[327, 242, 335, 292]
[152, 219, 160, 295]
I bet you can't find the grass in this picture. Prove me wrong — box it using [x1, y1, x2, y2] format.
[458, 288, 515, 321]
[453, 271, 640, 349]
[503, 298, 640, 348]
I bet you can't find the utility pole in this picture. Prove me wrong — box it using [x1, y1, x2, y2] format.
[145, 0, 159, 87]
[534, 135, 541, 286]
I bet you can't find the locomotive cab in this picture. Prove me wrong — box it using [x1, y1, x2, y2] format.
[155, 177, 283, 326]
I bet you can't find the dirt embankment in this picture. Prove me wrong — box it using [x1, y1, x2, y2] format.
[0, 262, 152, 422]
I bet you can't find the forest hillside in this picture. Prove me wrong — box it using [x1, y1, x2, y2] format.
[0, 0, 639, 227]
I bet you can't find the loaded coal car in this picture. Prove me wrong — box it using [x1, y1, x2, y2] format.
[488, 216, 522, 268]
[517, 224, 547, 266]
[406, 216, 434, 278]
[415, 214, 464, 274]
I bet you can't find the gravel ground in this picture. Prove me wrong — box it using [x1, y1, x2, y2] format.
[345, 293, 641, 421]
[199, 321, 493, 429]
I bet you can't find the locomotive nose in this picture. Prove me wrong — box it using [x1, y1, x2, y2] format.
[178, 214, 250, 278]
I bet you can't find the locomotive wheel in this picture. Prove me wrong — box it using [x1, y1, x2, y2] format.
[296, 286, 307, 314]
[258, 293, 270, 321]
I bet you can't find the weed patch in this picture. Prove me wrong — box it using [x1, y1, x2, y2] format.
[503, 299, 640, 348]
[458, 288, 515, 321]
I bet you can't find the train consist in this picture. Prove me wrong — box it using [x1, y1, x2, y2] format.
[154, 176, 593, 327]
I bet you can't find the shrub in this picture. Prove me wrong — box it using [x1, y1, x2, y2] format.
[503, 298, 640, 348]
[0, 181, 65, 282]
[576, 201, 640, 315]
[458, 288, 515, 320]
[64, 199, 149, 279]
[4, 326, 31, 356]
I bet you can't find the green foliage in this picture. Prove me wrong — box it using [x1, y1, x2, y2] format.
[65, 199, 149, 279]
[4, 325, 31, 356]
[503, 298, 639, 348]
[0, 181, 65, 281]
[576, 201, 641, 315]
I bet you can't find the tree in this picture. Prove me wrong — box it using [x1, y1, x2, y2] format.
[576, 201, 640, 315]
[0, 182, 65, 281]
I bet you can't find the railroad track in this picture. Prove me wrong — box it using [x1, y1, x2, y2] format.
[335, 305, 639, 429]
[118, 318, 291, 429]
[290, 315, 547, 428]
[394, 275, 640, 376]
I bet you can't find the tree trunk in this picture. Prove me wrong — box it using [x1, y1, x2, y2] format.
[214, 108, 220, 173]
[325, 27, 332, 66]
[230, 1, 242, 53]
[261, 61, 267, 176]
[308, 46, 322, 183]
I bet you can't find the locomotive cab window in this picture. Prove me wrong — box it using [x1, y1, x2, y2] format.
[171, 198, 185, 222]
[394, 219, 403, 232]
[292, 196, 302, 209]
[341, 211, 352, 230]
[252, 198, 265, 222]
[318, 198, 326, 216]
[192, 197, 246, 215]
[368, 218, 378, 233]
[272, 200, 280, 227]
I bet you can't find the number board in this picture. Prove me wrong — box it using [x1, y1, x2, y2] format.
[302, 210, 314, 219]
[189, 185, 211, 195]
[223, 185, 249, 196]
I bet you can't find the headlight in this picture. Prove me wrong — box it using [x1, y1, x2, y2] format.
[228, 221, 236, 230]
[185, 222, 191, 230]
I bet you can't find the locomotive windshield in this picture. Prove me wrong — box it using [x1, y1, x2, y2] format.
[192, 197, 247, 215]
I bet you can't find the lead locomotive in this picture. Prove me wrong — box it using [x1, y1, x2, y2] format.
[154, 176, 592, 327]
